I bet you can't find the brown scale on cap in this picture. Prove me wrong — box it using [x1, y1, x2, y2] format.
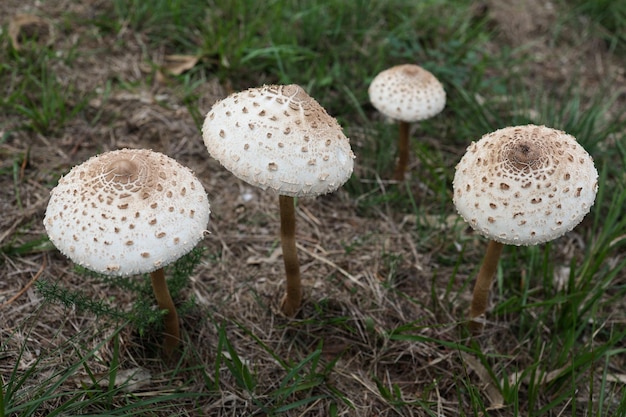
[453, 125, 598, 245]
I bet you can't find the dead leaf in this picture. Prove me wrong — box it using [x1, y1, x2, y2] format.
[246, 248, 282, 265]
[74, 367, 151, 393]
[461, 352, 504, 410]
[606, 374, 626, 384]
[156, 55, 200, 84]
[507, 363, 570, 387]
[160, 54, 200, 76]
[8, 14, 54, 50]
[553, 265, 571, 292]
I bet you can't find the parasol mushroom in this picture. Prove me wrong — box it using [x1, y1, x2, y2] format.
[202, 84, 354, 316]
[368, 64, 446, 181]
[44, 148, 210, 356]
[452, 125, 598, 334]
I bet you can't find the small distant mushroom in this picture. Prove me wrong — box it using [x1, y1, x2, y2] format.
[202, 84, 355, 316]
[368, 64, 446, 181]
[452, 125, 598, 334]
[44, 148, 211, 357]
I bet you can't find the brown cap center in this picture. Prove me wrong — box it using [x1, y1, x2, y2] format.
[104, 159, 139, 184]
[507, 141, 543, 170]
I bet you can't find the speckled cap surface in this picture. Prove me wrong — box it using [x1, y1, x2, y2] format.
[453, 125, 598, 245]
[44, 149, 210, 276]
[202, 84, 355, 198]
[368, 64, 446, 123]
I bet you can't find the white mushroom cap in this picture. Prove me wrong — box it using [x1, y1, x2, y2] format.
[44, 149, 211, 276]
[368, 64, 446, 123]
[202, 84, 355, 198]
[453, 125, 598, 246]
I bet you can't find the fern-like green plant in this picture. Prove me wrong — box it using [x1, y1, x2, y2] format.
[35, 247, 205, 342]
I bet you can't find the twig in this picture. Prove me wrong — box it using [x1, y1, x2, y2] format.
[0, 218, 21, 246]
[1, 256, 46, 308]
[295, 242, 366, 290]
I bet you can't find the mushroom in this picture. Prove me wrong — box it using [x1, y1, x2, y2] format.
[368, 64, 446, 181]
[202, 84, 354, 316]
[452, 125, 598, 334]
[44, 148, 210, 356]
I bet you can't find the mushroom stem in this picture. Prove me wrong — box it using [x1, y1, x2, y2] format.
[278, 194, 302, 316]
[468, 240, 504, 334]
[393, 121, 411, 181]
[149, 268, 180, 357]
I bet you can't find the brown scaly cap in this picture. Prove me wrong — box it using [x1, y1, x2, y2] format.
[453, 125, 598, 245]
[44, 149, 211, 275]
[368, 64, 446, 123]
[202, 84, 355, 197]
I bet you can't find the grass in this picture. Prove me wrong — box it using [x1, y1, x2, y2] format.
[1, 0, 625, 415]
[568, 0, 626, 51]
[0, 30, 88, 135]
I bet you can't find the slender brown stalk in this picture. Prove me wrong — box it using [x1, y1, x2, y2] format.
[393, 120, 411, 181]
[279, 194, 302, 316]
[468, 240, 504, 334]
[150, 268, 180, 357]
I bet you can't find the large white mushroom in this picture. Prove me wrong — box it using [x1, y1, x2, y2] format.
[202, 84, 354, 316]
[453, 125, 598, 334]
[44, 148, 210, 356]
[368, 64, 446, 181]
